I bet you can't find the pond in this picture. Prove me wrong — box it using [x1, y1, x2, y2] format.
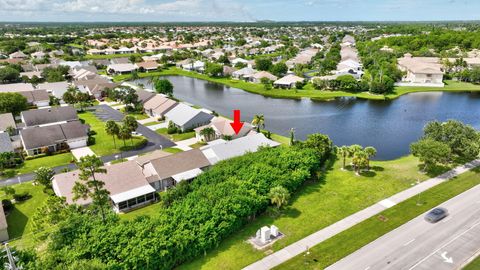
[132, 76, 480, 160]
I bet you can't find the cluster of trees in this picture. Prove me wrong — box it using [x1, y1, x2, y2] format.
[16, 134, 332, 270]
[106, 86, 142, 111]
[152, 78, 174, 96]
[0, 65, 21, 83]
[411, 120, 480, 171]
[337, 145, 377, 175]
[254, 57, 288, 77]
[41, 65, 70, 82]
[62, 86, 91, 111]
[0, 92, 28, 115]
[104, 116, 139, 149]
[454, 66, 480, 83]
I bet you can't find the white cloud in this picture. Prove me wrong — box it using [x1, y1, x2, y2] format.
[0, 0, 254, 20]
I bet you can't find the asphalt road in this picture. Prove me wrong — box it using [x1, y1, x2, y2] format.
[326, 183, 480, 270]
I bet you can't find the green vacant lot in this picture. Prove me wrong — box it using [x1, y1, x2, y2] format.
[276, 168, 480, 270]
[113, 68, 480, 101]
[79, 111, 146, 156]
[178, 155, 440, 270]
[2, 183, 50, 249]
[1, 153, 74, 180]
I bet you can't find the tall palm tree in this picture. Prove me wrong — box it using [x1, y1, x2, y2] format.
[105, 120, 120, 149]
[352, 150, 368, 175]
[364, 146, 377, 171]
[268, 186, 290, 209]
[337, 145, 349, 170]
[200, 127, 216, 142]
[118, 125, 132, 148]
[251, 114, 265, 132]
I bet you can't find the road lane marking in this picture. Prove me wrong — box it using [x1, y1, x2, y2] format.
[408, 218, 480, 270]
[403, 239, 416, 246]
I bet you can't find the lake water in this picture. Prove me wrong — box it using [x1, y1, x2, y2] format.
[132, 76, 480, 160]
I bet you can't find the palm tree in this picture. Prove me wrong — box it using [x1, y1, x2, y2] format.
[105, 120, 120, 149]
[251, 114, 265, 132]
[364, 146, 377, 171]
[200, 127, 216, 142]
[289, 128, 295, 146]
[337, 145, 349, 170]
[117, 125, 132, 148]
[352, 150, 368, 175]
[269, 186, 290, 209]
[348, 144, 363, 170]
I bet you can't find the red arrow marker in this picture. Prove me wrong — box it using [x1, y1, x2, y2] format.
[230, 109, 244, 135]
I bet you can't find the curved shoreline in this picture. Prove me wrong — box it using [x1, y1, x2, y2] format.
[113, 67, 480, 101]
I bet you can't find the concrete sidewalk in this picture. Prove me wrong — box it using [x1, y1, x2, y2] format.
[243, 159, 480, 270]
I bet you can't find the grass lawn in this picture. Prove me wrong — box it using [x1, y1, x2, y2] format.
[113, 68, 480, 101]
[143, 121, 164, 126]
[120, 108, 150, 120]
[464, 255, 480, 270]
[163, 147, 184, 154]
[120, 201, 163, 221]
[275, 168, 480, 270]
[1, 153, 74, 179]
[1, 183, 50, 249]
[79, 111, 147, 156]
[155, 128, 196, 142]
[178, 155, 442, 270]
[189, 142, 207, 149]
[269, 133, 291, 146]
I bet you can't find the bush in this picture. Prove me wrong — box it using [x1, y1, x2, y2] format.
[87, 136, 96, 146]
[13, 192, 30, 202]
[2, 199, 13, 213]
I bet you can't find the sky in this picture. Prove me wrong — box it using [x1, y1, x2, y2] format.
[0, 0, 477, 22]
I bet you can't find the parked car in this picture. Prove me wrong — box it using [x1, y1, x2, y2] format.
[131, 131, 142, 136]
[425, 207, 448, 223]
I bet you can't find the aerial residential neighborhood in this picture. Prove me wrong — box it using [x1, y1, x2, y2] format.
[0, 1, 480, 270]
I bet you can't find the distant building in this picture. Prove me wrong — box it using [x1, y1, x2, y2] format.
[397, 53, 444, 87]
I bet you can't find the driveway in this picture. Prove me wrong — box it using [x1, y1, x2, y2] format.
[71, 146, 96, 160]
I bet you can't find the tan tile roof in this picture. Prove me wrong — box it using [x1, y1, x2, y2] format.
[53, 161, 151, 205]
[148, 149, 210, 181]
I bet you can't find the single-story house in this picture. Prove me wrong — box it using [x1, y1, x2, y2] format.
[273, 74, 304, 88]
[31, 51, 46, 59]
[397, 53, 444, 87]
[0, 83, 34, 93]
[143, 95, 178, 118]
[250, 71, 278, 83]
[182, 60, 205, 72]
[223, 66, 236, 76]
[20, 71, 42, 79]
[20, 121, 89, 156]
[136, 89, 156, 105]
[141, 149, 211, 191]
[0, 133, 14, 153]
[19, 90, 50, 108]
[107, 63, 137, 75]
[110, 57, 131, 65]
[0, 204, 8, 241]
[165, 103, 214, 132]
[52, 161, 157, 212]
[37, 81, 70, 100]
[21, 106, 78, 127]
[194, 117, 253, 142]
[0, 113, 16, 133]
[9, 51, 27, 59]
[232, 67, 257, 80]
[201, 133, 280, 164]
[135, 61, 159, 72]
